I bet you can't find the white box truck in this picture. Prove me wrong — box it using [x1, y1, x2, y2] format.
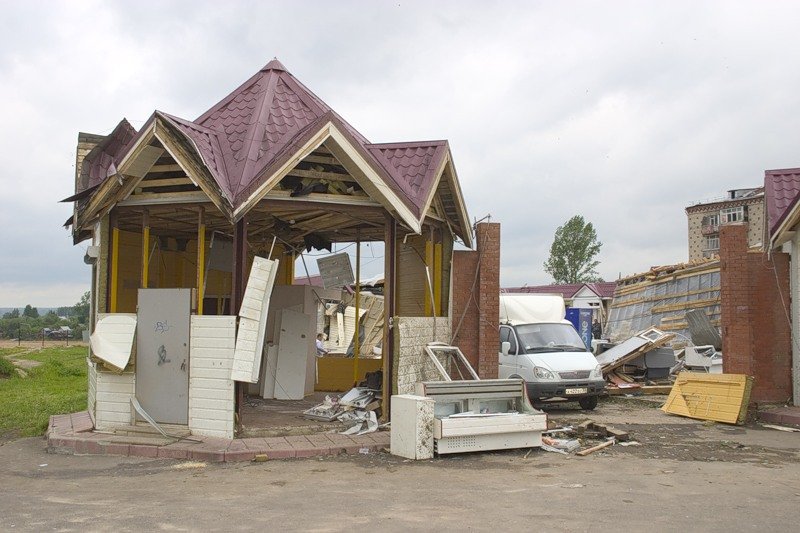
[498, 293, 605, 410]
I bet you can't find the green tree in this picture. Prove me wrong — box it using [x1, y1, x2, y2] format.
[3, 308, 20, 319]
[42, 310, 60, 327]
[22, 305, 39, 319]
[543, 215, 603, 284]
[72, 291, 90, 325]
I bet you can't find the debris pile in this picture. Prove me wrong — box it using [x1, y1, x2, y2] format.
[541, 420, 636, 456]
[303, 386, 382, 435]
[596, 327, 677, 394]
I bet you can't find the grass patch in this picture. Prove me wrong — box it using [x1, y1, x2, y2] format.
[0, 357, 15, 378]
[0, 347, 27, 357]
[0, 346, 87, 437]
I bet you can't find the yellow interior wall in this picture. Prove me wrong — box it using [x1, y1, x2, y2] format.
[395, 231, 450, 317]
[115, 230, 142, 312]
[112, 229, 232, 313]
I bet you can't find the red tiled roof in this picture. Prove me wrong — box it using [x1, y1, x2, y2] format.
[293, 274, 323, 286]
[502, 284, 584, 299]
[159, 111, 232, 200]
[80, 118, 137, 192]
[502, 282, 616, 300]
[193, 59, 325, 202]
[367, 141, 448, 216]
[764, 168, 800, 239]
[171, 58, 451, 216]
[585, 282, 617, 299]
[74, 59, 470, 243]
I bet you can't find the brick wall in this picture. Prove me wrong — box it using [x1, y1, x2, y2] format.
[451, 222, 500, 378]
[393, 317, 452, 395]
[719, 224, 792, 403]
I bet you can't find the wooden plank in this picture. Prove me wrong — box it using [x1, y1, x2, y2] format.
[576, 439, 614, 456]
[606, 384, 670, 395]
[139, 177, 195, 188]
[661, 372, 753, 424]
[287, 168, 356, 182]
[119, 191, 212, 206]
[302, 154, 343, 166]
[150, 163, 183, 172]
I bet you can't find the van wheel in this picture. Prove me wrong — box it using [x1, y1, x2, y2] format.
[578, 396, 598, 410]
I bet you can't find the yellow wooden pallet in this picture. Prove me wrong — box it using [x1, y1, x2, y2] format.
[661, 372, 753, 425]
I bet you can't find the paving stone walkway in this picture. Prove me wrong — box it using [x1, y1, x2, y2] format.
[758, 405, 800, 426]
[47, 412, 390, 462]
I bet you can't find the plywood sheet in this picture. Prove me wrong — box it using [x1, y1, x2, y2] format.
[661, 372, 753, 424]
[90, 313, 137, 371]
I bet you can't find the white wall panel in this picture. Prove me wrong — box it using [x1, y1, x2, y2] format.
[189, 315, 235, 439]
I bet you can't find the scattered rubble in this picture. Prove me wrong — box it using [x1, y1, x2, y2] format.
[539, 420, 630, 456]
[303, 386, 382, 435]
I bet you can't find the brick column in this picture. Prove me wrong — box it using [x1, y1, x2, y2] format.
[476, 223, 500, 378]
[720, 224, 792, 403]
[451, 222, 500, 378]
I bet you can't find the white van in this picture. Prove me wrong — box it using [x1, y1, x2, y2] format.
[498, 294, 604, 410]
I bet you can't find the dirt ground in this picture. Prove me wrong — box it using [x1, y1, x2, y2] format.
[1, 397, 799, 532]
[0, 340, 86, 350]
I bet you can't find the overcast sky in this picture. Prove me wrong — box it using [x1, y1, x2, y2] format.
[2, 0, 800, 307]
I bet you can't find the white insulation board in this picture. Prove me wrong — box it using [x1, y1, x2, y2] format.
[231, 257, 279, 383]
[90, 313, 137, 371]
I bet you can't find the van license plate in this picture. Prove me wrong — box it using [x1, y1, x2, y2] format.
[565, 388, 587, 395]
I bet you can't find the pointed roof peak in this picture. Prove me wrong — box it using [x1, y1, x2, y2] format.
[261, 58, 287, 72]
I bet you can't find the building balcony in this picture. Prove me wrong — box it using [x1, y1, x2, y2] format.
[701, 224, 719, 235]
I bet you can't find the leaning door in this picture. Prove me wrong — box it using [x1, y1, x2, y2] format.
[136, 288, 191, 424]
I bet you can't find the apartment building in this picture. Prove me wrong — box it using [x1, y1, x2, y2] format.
[686, 188, 764, 260]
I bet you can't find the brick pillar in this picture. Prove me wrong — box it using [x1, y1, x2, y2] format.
[720, 224, 792, 403]
[451, 222, 500, 378]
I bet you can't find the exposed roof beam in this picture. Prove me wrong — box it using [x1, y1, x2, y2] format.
[286, 168, 356, 182]
[302, 154, 343, 166]
[118, 191, 212, 206]
[150, 163, 183, 172]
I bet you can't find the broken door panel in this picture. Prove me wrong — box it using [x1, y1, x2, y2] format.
[274, 308, 312, 400]
[135, 288, 191, 425]
[231, 256, 279, 383]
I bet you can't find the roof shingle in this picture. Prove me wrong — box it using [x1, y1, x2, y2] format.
[765, 168, 800, 239]
[75, 59, 470, 242]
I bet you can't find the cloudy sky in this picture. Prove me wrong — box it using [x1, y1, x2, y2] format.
[2, 0, 800, 307]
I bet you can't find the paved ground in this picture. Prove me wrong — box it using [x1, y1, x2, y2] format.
[2, 397, 799, 532]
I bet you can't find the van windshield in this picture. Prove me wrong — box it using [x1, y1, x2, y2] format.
[515, 323, 587, 353]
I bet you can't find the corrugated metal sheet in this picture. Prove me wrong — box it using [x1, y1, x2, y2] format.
[606, 261, 720, 344]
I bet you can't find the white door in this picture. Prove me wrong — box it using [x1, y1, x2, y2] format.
[136, 289, 191, 424]
[498, 325, 520, 378]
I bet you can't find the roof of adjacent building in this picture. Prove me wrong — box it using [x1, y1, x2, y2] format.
[71, 58, 464, 236]
[685, 187, 764, 213]
[764, 168, 800, 241]
[501, 282, 616, 300]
